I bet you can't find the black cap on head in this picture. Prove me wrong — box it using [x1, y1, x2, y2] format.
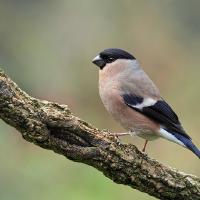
[92, 48, 136, 69]
[100, 48, 136, 60]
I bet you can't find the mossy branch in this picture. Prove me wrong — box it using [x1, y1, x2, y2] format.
[0, 69, 200, 200]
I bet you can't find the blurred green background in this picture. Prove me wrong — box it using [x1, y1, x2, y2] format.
[0, 1, 200, 199]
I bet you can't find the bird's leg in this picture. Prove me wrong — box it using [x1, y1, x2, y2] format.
[101, 129, 131, 137]
[109, 132, 130, 136]
[142, 140, 148, 152]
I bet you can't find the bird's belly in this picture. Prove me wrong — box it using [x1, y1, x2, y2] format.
[137, 132, 160, 141]
[99, 87, 160, 139]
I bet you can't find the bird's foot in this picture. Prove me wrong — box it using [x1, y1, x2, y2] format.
[109, 132, 130, 137]
[102, 129, 133, 137]
[102, 129, 109, 132]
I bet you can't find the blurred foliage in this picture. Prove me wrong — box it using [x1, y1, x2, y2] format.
[0, 1, 200, 200]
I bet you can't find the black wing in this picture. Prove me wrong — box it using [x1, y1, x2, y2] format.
[122, 94, 190, 139]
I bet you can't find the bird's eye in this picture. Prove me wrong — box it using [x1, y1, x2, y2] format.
[107, 57, 115, 63]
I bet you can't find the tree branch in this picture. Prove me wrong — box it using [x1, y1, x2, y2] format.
[0, 69, 200, 200]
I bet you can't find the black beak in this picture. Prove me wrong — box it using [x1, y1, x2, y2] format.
[92, 55, 106, 69]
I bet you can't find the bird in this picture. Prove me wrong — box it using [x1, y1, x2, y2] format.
[92, 48, 200, 158]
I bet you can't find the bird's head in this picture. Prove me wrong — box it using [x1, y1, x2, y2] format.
[92, 48, 136, 70]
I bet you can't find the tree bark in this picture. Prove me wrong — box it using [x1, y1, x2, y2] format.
[0, 69, 200, 200]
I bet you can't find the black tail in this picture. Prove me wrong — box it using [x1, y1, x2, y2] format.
[172, 132, 200, 159]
